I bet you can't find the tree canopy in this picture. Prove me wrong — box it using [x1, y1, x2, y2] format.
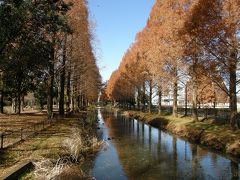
[0, 0, 101, 116]
[103, 0, 239, 129]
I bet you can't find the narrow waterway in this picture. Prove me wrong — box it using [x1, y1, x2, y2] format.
[84, 110, 240, 179]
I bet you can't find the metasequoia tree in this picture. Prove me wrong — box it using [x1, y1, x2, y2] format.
[104, 42, 144, 109]
[104, 0, 239, 131]
[104, 0, 190, 115]
[182, 0, 240, 128]
[187, 75, 228, 107]
[142, 0, 191, 117]
[105, 68, 135, 107]
[64, 0, 101, 112]
[31, 0, 70, 118]
[133, 31, 158, 113]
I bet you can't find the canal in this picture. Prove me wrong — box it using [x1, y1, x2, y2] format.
[84, 110, 239, 179]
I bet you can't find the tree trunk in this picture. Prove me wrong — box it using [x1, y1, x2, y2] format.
[77, 95, 80, 109]
[148, 80, 152, 113]
[184, 83, 188, 116]
[66, 71, 71, 112]
[192, 74, 198, 122]
[79, 94, 81, 108]
[192, 57, 198, 122]
[172, 66, 178, 117]
[0, 73, 3, 113]
[14, 98, 18, 114]
[12, 98, 15, 113]
[59, 35, 67, 116]
[81, 95, 85, 106]
[82, 95, 84, 107]
[16, 80, 22, 115]
[204, 108, 208, 119]
[158, 85, 162, 115]
[17, 92, 21, 115]
[142, 82, 146, 111]
[47, 47, 54, 119]
[229, 58, 237, 130]
[72, 94, 75, 112]
[21, 96, 24, 112]
[82, 94, 85, 107]
[0, 90, 4, 113]
[137, 88, 140, 110]
[213, 101, 217, 118]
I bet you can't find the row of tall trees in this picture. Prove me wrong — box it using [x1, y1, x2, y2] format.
[103, 0, 239, 129]
[0, 0, 101, 117]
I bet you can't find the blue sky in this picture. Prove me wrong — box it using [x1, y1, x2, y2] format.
[88, 0, 155, 82]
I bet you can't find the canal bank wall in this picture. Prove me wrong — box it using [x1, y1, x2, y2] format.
[124, 110, 240, 159]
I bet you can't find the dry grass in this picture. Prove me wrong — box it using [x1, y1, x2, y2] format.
[0, 113, 102, 179]
[32, 127, 103, 179]
[62, 128, 103, 162]
[33, 158, 68, 180]
[0, 112, 47, 133]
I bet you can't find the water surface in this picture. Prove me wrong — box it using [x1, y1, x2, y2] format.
[85, 110, 239, 180]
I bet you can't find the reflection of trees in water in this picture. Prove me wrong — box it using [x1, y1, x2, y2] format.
[190, 145, 206, 179]
[137, 121, 140, 142]
[210, 153, 223, 178]
[157, 130, 161, 155]
[123, 131, 178, 177]
[142, 123, 145, 146]
[172, 136, 177, 178]
[99, 112, 239, 179]
[108, 119, 161, 177]
[191, 145, 198, 179]
[231, 160, 239, 180]
[189, 143, 239, 179]
[149, 126, 152, 151]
